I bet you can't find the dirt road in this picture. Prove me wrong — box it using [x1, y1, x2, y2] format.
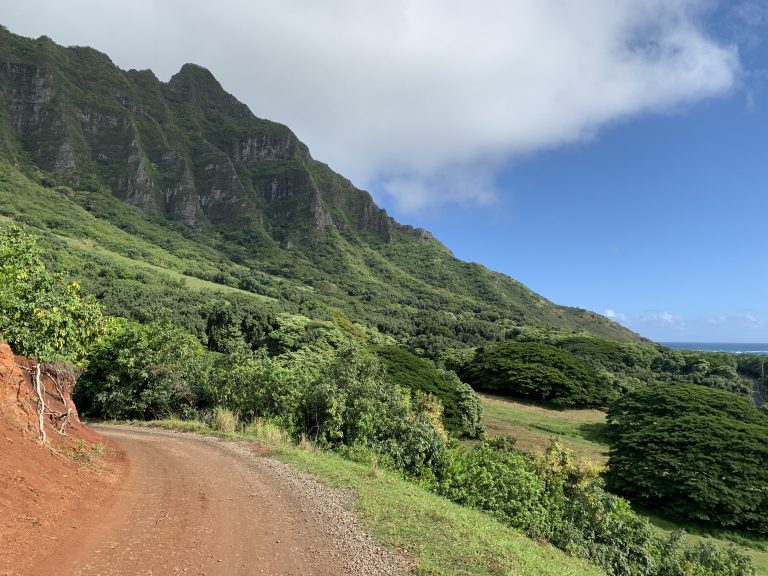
[31, 426, 406, 576]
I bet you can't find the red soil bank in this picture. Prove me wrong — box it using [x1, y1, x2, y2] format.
[0, 343, 124, 576]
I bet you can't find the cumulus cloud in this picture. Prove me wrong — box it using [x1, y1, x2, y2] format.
[2, 1, 741, 211]
[626, 310, 687, 332]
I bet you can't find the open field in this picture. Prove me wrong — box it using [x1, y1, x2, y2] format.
[479, 393, 610, 464]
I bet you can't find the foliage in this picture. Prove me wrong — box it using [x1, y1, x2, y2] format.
[438, 439, 755, 576]
[0, 225, 103, 363]
[294, 346, 448, 477]
[606, 383, 768, 533]
[736, 355, 766, 381]
[656, 531, 756, 576]
[75, 319, 212, 419]
[439, 438, 551, 536]
[374, 345, 484, 438]
[462, 341, 616, 407]
[505, 330, 748, 397]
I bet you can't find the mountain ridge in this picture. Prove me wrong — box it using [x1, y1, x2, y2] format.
[0, 26, 642, 347]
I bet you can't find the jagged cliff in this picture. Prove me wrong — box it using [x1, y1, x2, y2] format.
[0, 27, 642, 345]
[0, 32, 391, 244]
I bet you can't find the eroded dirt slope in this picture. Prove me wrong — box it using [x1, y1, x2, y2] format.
[0, 343, 123, 576]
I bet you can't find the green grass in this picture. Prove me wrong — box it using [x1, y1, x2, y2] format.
[127, 419, 603, 576]
[479, 394, 610, 464]
[58, 235, 273, 300]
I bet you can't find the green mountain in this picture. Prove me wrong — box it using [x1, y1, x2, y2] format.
[0, 26, 640, 350]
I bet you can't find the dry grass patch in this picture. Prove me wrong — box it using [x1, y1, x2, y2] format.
[479, 393, 610, 464]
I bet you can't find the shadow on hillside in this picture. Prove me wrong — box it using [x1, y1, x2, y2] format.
[578, 422, 612, 445]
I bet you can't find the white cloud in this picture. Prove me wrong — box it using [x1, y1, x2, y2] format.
[619, 310, 687, 338]
[1, 1, 741, 211]
[604, 308, 627, 321]
[615, 310, 766, 341]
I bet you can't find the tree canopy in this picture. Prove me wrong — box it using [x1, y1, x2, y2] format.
[461, 340, 616, 407]
[606, 383, 768, 533]
[0, 226, 103, 364]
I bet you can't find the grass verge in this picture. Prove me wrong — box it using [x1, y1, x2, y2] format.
[124, 418, 603, 576]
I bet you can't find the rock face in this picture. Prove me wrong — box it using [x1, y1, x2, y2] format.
[0, 29, 398, 242]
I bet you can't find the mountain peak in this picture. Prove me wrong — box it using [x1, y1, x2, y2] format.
[0, 27, 642, 344]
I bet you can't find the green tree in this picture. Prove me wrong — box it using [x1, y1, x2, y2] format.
[374, 345, 483, 437]
[76, 319, 211, 420]
[606, 383, 768, 533]
[0, 226, 103, 441]
[462, 340, 615, 407]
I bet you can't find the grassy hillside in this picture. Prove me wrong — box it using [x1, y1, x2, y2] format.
[0, 26, 640, 351]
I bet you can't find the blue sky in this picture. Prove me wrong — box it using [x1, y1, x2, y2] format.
[374, 91, 768, 341]
[3, 1, 768, 342]
[369, 4, 768, 342]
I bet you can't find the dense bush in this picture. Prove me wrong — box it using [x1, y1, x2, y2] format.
[437, 439, 755, 576]
[440, 438, 550, 536]
[606, 383, 768, 533]
[0, 226, 103, 364]
[374, 345, 483, 438]
[294, 347, 448, 477]
[75, 319, 213, 419]
[462, 340, 616, 407]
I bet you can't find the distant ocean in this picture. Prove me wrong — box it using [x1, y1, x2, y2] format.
[662, 342, 768, 355]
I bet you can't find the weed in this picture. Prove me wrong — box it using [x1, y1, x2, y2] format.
[211, 407, 239, 433]
[242, 418, 290, 444]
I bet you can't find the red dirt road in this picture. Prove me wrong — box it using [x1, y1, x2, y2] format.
[29, 426, 384, 576]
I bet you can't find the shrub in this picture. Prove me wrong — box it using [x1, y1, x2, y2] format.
[0, 225, 103, 364]
[75, 319, 212, 419]
[438, 439, 756, 576]
[439, 438, 551, 537]
[656, 532, 755, 576]
[374, 345, 484, 437]
[295, 346, 449, 477]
